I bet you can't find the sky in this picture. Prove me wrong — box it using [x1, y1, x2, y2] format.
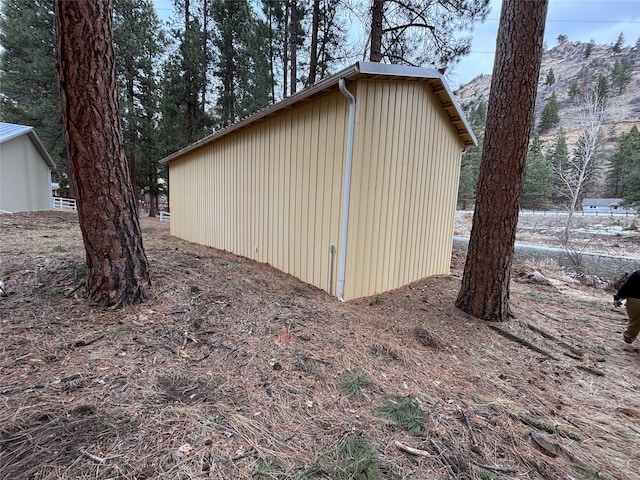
[450, 0, 640, 88]
[153, 0, 640, 89]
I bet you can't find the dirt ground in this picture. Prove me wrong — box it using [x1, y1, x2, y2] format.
[1, 210, 639, 480]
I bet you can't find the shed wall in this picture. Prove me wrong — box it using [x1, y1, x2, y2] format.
[0, 135, 51, 212]
[342, 80, 462, 300]
[169, 89, 349, 292]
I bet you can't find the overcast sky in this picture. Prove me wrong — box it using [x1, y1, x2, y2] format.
[153, 0, 640, 88]
[450, 0, 640, 88]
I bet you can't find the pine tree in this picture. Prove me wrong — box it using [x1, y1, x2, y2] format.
[545, 68, 555, 86]
[307, 0, 346, 86]
[457, 100, 486, 209]
[608, 126, 640, 203]
[0, 0, 65, 184]
[261, 0, 286, 101]
[547, 129, 569, 204]
[583, 39, 595, 58]
[568, 80, 579, 99]
[368, 0, 490, 69]
[211, 0, 271, 127]
[611, 59, 633, 95]
[613, 32, 624, 53]
[595, 73, 610, 104]
[114, 0, 165, 205]
[522, 136, 554, 209]
[538, 92, 560, 133]
[161, 0, 212, 146]
[55, 0, 150, 307]
[456, 0, 548, 321]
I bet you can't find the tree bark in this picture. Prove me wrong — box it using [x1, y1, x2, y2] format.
[455, 0, 548, 321]
[370, 0, 383, 62]
[54, 0, 150, 308]
[307, 0, 320, 86]
[126, 70, 137, 201]
[289, 0, 298, 94]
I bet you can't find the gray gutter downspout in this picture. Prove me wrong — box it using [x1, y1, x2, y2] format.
[337, 78, 356, 302]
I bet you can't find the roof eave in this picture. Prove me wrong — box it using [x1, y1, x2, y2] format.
[160, 62, 476, 164]
[27, 130, 56, 169]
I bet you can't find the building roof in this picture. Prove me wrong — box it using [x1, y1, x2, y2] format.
[0, 122, 55, 168]
[581, 198, 623, 206]
[161, 62, 477, 165]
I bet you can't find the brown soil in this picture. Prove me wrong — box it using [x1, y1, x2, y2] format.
[1, 211, 639, 480]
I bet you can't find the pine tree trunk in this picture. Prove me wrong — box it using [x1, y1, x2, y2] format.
[289, 0, 298, 95]
[126, 72, 137, 201]
[307, 0, 320, 86]
[370, 0, 383, 62]
[54, 0, 150, 308]
[455, 0, 548, 321]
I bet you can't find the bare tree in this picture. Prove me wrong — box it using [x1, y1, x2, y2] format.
[54, 0, 150, 308]
[556, 90, 607, 244]
[455, 0, 548, 321]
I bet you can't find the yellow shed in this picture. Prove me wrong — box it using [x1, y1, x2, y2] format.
[161, 62, 476, 301]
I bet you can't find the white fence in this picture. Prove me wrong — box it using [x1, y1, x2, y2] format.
[159, 210, 171, 222]
[51, 197, 77, 211]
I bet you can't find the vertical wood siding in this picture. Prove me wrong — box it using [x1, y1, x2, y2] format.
[169, 90, 349, 293]
[343, 80, 462, 300]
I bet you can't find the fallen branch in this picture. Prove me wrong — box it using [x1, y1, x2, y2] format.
[475, 463, 518, 474]
[511, 412, 581, 441]
[535, 310, 561, 322]
[576, 365, 604, 377]
[394, 440, 431, 457]
[429, 439, 471, 480]
[488, 325, 558, 360]
[79, 448, 106, 464]
[563, 352, 582, 360]
[73, 333, 105, 347]
[526, 323, 583, 356]
[65, 280, 84, 297]
[459, 408, 477, 445]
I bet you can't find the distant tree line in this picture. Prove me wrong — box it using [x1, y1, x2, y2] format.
[459, 95, 640, 213]
[0, 0, 489, 215]
[459, 34, 640, 214]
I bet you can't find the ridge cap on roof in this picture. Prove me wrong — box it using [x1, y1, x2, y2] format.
[160, 62, 476, 164]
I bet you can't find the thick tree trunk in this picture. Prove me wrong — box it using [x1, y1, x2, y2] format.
[455, 0, 548, 321]
[370, 0, 383, 62]
[54, 0, 150, 308]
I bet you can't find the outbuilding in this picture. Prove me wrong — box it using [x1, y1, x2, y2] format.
[581, 198, 636, 215]
[161, 62, 476, 301]
[0, 122, 55, 213]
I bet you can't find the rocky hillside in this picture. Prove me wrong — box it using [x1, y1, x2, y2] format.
[455, 40, 640, 145]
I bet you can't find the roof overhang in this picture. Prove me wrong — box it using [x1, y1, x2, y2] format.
[160, 61, 477, 165]
[0, 123, 56, 169]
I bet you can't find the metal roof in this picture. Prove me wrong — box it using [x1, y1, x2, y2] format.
[582, 198, 624, 206]
[0, 122, 56, 168]
[161, 61, 477, 164]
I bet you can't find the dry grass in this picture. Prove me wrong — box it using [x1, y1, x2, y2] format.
[1, 211, 639, 479]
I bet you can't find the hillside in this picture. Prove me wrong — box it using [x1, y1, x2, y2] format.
[455, 40, 640, 145]
[1, 211, 639, 480]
